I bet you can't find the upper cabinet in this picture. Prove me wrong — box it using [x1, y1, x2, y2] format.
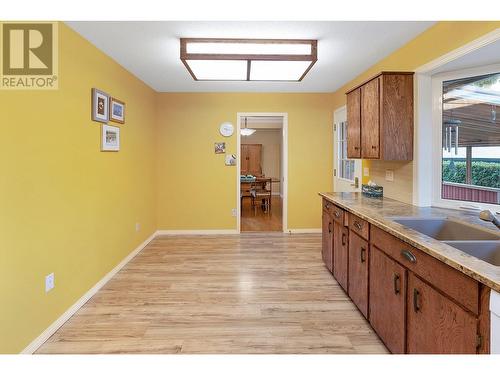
[346, 72, 414, 160]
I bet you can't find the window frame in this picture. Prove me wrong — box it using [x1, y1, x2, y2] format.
[431, 63, 500, 211]
[337, 120, 355, 182]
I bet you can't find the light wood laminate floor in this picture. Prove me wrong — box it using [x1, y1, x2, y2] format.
[37, 233, 388, 354]
[241, 196, 282, 232]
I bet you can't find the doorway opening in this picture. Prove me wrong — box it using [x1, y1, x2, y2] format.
[237, 113, 288, 232]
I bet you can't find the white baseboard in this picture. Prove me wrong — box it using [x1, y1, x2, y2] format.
[286, 228, 322, 234]
[20, 231, 157, 354]
[156, 229, 239, 235]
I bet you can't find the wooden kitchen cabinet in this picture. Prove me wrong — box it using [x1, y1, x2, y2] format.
[369, 246, 407, 353]
[322, 209, 334, 273]
[361, 77, 380, 159]
[345, 72, 414, 161]
[407, 272, 478, 354]
[240, 144, 262, 176]
[348, 231, 369, 318]
[318, 197, 490, 354]
[346, 88, 361, 158]
[333, 222, 349, 292]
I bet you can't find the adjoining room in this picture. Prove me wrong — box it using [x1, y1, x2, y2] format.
[240, 115, 284, 232]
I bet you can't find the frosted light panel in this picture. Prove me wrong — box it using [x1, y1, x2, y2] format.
[187, 42, 311, 55]
[250, 61, 312, 81]
[186, 60, 247, 80]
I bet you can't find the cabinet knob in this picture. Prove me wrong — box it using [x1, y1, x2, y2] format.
[371, 145, 377, 149]
[353, 221, 363, 230]
[401, 249, 417, 263]
[334, 211, 341, 218]
[354, 146, 360, 150]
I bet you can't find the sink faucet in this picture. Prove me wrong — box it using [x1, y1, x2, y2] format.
[479, 210, 500, 230]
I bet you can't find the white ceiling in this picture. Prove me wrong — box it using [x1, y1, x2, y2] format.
[66, 21, 434, 93]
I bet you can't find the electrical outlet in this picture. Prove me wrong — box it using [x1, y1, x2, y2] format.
[385, 169, 394, 182]
[231, 208, 237, 217]
[135, 222, 140, 232]
[45, 273, 54, 293]
[363, 167, 370, 177]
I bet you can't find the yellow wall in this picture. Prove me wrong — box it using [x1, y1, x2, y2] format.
[156, 93, 334, 230]
[0, 23, 157, 353]
[331, 21, 500, 203]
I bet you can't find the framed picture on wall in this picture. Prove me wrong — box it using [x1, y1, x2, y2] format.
[101, 124, 120, 152]
[91, 88, 110, 123]
[110, 97, 125, 124]
[215, 142, 226, 154]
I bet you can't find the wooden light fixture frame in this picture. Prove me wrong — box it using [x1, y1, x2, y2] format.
[180, 38, 318, 81]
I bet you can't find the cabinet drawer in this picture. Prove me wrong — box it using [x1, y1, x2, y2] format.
[349, 213, 369, 240]
[371, 226, 479, 314]
[323, 199, 345, 225]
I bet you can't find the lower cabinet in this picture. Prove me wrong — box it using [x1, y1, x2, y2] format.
[333, 222, 349, 292]
[320, 198, 489, 354]
[407, 272, 478, 354]
[348, 231, 369, 318]
[369, 246, 407, 353]
[321, 209, 333, 272]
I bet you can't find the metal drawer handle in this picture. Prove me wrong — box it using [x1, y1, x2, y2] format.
[360, 247, 366, 263]
[328, 222, 332, 234]
[393, 273, 400, 295]
[342, 233, 346, 246]
[372, 145, 377, 149]
[401, 249, 416, 263]
[413, 288, 421, 312]
[353, 221, 363, 230]
[354, 146, 360, 150]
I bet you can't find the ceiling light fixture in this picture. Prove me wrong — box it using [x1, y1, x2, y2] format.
[241, 117, 256, 136]
[180, 38, 317, 82]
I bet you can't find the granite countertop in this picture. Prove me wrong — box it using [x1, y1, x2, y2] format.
[319, 192, 500, 293]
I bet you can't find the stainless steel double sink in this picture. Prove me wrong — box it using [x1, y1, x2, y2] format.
[391, 217, 500, 266]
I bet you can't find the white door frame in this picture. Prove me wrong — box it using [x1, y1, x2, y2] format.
[236, 112, 288, 233]
[413, 27, 500, 207]
[333, 106, 362, 192]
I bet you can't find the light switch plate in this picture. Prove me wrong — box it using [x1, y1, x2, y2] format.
[363, 167, 370, 177]
[385, 169, 394, 182]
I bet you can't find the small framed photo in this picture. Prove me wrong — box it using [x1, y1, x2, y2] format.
[101, 125, 120, 152]
[92, 88, 110, 123]
[215, 142, 226, 154]
[110, 97, 125, 124]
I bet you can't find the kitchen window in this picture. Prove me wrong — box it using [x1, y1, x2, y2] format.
[433, 67, 500, 209]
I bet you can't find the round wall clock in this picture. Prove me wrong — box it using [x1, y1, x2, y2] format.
[219, 122, 234, 137]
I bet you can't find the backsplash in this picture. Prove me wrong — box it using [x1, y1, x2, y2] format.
[367, 160, 413, 204]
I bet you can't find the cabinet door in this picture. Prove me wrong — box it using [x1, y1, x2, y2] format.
[240, 144, 249, 174]
[348, 232, 369, 318]
[407, 273, 478, 354]
[361, 77, 380, 159]
[333, 222, 349, 292]
[346, 88, 361, 158]
[247, 144, 262, 176]
[322, 210, 333, 272]
[369, 246, 406, 353]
